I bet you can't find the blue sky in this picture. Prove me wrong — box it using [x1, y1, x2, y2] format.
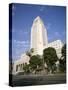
[11, 3, 66, 61]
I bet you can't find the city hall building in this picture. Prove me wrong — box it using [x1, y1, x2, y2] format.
[12, 16, 63, 75]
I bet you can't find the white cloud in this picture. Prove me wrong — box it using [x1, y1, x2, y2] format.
[19, 29, 29, 34]
[48, 35, 54, 42]
[13, 40, 30, 47]
[12, 4, 16, 16]
[48, 31, 61, 42]
[14, 40, 29, 44]
[55, 32, 61, 37]
[39, 6, 45, 11]
[12, 4, 15, 10]
[62, 31, 66, 35]
[46, 23, 52, 30]
[13, 29, 29, 35]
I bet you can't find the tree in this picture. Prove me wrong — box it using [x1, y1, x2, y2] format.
[26, 48, 34, 57]
[43, 47, 58, 73]
[23, 63, 30, 74]
[62, 44, 66, 60]
[30, 48, 34, 53]
[59, 44, 66, 72]
[26, 51, 31, 57]
[29, 55, 43, 73]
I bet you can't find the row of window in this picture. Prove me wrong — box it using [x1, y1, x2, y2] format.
[16, 63, 27, 72]
[48, 44, 61, 49]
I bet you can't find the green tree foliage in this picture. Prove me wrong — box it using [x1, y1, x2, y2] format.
[43, 47, 58, 73]
[26, 51, 31, 57]
[59, 44, 66, 72]
[62, 44, 66, 60]
[29, 55, 43, 71]
[23, 63, 30, 74]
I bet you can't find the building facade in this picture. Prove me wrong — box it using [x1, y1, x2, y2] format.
[44, 40, 63, 58]
[31, 16, 63, 58]
[31, 16, 48, 55]
[12, 53, 30, 74]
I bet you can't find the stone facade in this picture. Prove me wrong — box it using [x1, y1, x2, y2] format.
[12, 53, 30, 75]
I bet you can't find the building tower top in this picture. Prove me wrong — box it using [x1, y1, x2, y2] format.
[34, 16, 41, 22]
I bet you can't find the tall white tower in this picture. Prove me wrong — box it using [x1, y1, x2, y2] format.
[31, 16, 48, 55]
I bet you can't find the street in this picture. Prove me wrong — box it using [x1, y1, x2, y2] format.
[11, 73, 66, 86]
